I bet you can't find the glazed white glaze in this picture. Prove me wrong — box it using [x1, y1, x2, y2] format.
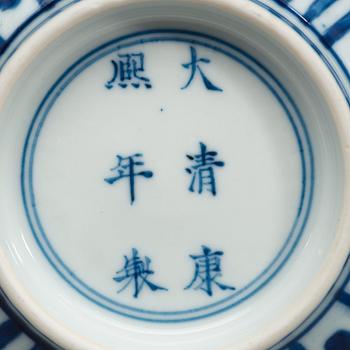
[0, 1, 349, 349]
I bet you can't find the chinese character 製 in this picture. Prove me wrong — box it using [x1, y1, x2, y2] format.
[185, 245, 235, 296]
[114, 248, 168, 298]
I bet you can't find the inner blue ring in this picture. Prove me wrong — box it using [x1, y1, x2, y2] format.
[21, 29, 314, 322]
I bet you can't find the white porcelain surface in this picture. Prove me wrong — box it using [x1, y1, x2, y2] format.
[0, 0, 349, 349]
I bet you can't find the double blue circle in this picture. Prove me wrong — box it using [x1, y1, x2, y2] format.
[21, 29, 314, 322]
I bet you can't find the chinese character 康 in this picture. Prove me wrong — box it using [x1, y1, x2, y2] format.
[181, 46, 223, 91]
[185, 245, 235, 297]
[105, 52, 152, 89]
[104, 153, 153, 205]
[114, 248, 168, 298]
[186, 142, 225, 196]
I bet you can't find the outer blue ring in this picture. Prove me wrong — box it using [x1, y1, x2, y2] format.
[21, 30, 314, 322]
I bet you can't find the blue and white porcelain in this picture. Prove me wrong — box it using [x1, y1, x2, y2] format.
[0, 0, 349, 349]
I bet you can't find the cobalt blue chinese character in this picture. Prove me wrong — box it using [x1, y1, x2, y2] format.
[185, 142, 225, 196]
[181, 46, 223, 91]
[105, 52, 152, 89]
[104, 153, 153, 205]
[185, 245, 235, 297]
[114, 248, 168, 298]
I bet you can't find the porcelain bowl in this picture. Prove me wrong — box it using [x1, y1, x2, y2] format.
[0, 0, 349, 349]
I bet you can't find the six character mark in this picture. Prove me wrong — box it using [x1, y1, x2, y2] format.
[106, 52, 152, 90]
[186, 142, 225, 196]
[104, 46, 232, 299]
[114, 248, 167, 298]
[104, 153, 153, 205]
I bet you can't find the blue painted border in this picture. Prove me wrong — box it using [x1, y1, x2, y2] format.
[272, 255, 350, 349]
[0, 0, 347, 346]
[271, 0, 350, 95]
[21, 29, 314, 322]
[0, 287, 61, 350]
[0, 0, 61, 58]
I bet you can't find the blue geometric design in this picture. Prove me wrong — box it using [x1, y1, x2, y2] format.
[294, 0, 350, 47]
[288, 342, 306, 350]
[0, 37, 6, 55]
[325, 330, 350, 350]
[0, 319, 22, 348]
[30, 345, 46, 350]
[303, 0, 337, 22]
[338, 290, 350, 306]
[0, 0, 21, 11]
[36, 0, 58, 6]
[323, 12, 350, 47]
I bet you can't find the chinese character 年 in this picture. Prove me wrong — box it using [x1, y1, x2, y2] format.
[104, 153, 153, 205]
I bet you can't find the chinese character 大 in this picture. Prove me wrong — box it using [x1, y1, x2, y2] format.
[181, 46, 223, 91]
